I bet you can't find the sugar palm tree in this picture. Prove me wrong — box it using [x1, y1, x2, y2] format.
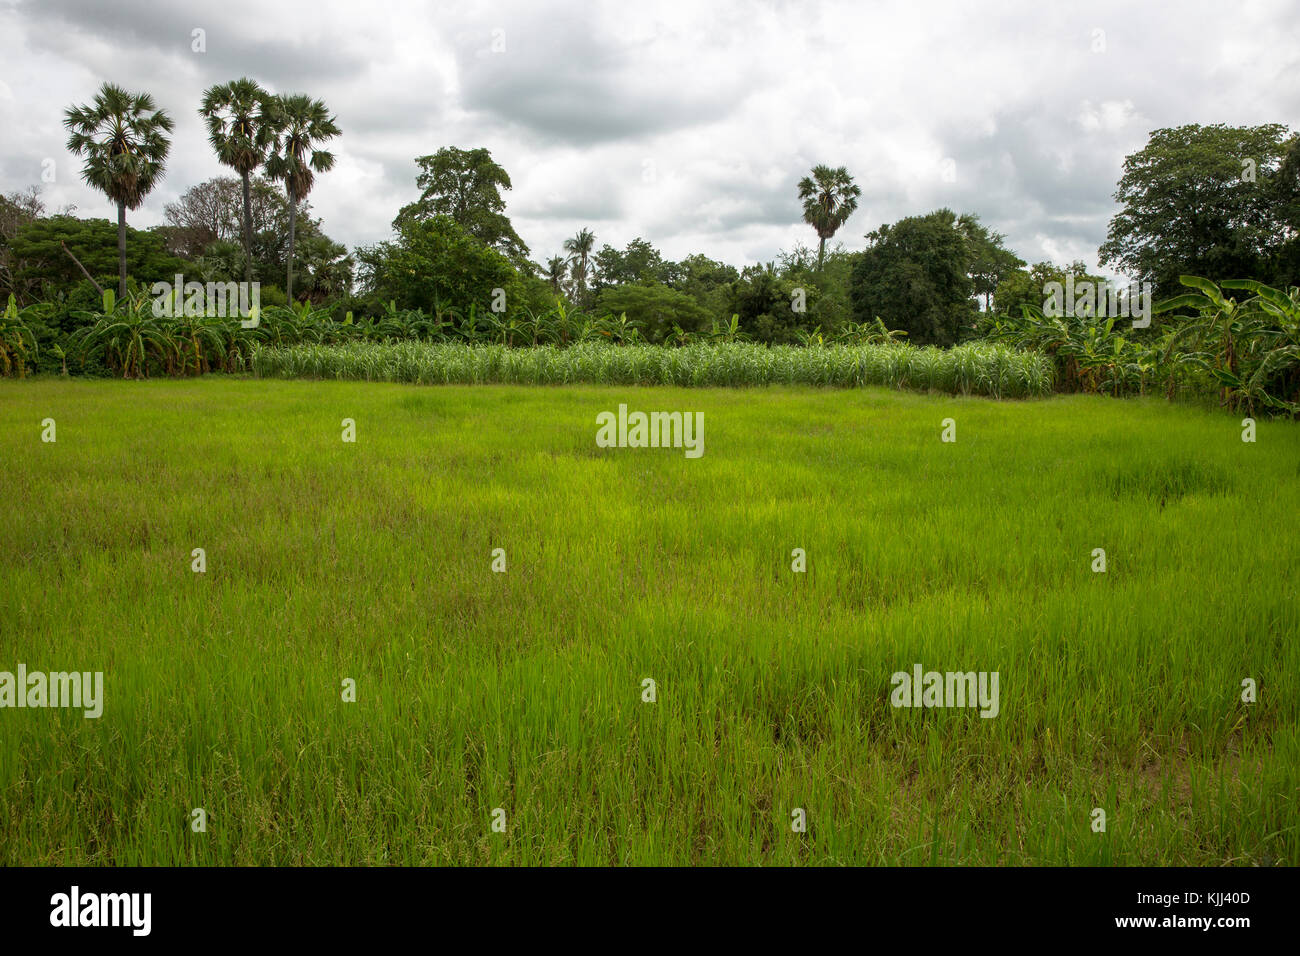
[797, 165, 861, 272]
[564, 228, 595, 306]
[64, 83, 174, 297]
[200, 77, 276, 283]
[263, 94, 340, 300]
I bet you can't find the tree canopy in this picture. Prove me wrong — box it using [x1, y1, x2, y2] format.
[850, 208, 975, 346]
[1099, 123, 1298, 298]
[393, 147, 530, 268]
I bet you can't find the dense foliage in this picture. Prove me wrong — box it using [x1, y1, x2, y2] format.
[5, 82, 1298, 418]
[980, 277, 1300, 414]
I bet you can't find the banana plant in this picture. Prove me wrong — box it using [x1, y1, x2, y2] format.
[1, 295, 41, 377]
[794, 325, 826, 346]
[709, 313, 749, 343]
[1155, 277, 1251, 411]
[168, 314, 228, 375]
[455, 303, 483, 343]
[602, 311, 643, 344]
[70, 298, 177, 379]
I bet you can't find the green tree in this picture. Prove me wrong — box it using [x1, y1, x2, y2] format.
[0, 187, 46, 302]
[725, 262, 820, 344]
[959, 214, 1025, 310]
[798, 165, 861, 272]
[1099, 124, 1296, 298]
[992, 260, 1109, 317]
[1266, 135, 1300, 283]
[9, 215, 189, 290]
[778, 242, 856, 335]
[264, 94, 340, 300]
[849, 208, 973, 346]
[671, 253, 739, 321]
[593, 282, 713, 344]
[199, 78, 276, 283]
[594, 237, 670, 288]
[564, 228, 596, 306]
[393, 147, 530, 267]
[161, 175, 337, 285]
[543, 255, 568, 297]
[358, 215, 521, 314]
[63, 83, 174, 297]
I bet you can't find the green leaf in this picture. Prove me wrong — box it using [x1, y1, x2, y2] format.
[1153, 294, 1209, 313]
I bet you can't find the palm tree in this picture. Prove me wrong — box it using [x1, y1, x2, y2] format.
[200, 78, 275, 283]
[563, 228, 595, 306]
[263, 94, 340, 300]
[544, 255, 567, 296]
[64, 83, 174, 297]
[797, 165, 861, 272]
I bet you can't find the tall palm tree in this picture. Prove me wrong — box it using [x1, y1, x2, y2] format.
[563, 228, 595, 306]
[200, 78, 275, 283]
[797, 165, 861, 272]
[544, 255, 567, 296]
[64, 83, 174, 297]
[263, 93, 340, 300]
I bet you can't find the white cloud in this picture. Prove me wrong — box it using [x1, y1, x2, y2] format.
[2, 0, 1297, 277]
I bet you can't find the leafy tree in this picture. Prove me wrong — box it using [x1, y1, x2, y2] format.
[358, 215, 521, 314]
[543, 255, 568, 297]
[594, 237, 672, 288]
[993, 260, 1110, 318]
[285, 234, 353, 302]
[959, 214, 1025, 310]
[7, 215, 190, 301]
[0, 187, 47, 302]
[849, 208, 974, 346]
[564, 228, 596, 306]
[671, 253, 739, 320]
[393, 147, 530, 267]
[199, 78, 276, 282]
[161, 175, 337, 284]
[63, 83, 174, 296]
[264, 94, 340, 300]
[1099, 124, 1296, 298]
[798, 165, 861, 271]
[725, 262, 820, 344]
[593, 282, 713, 343]
[1267, 135, 1300, 283]
[778, 242, 855, 334]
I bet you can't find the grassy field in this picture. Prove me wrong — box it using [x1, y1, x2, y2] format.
[0, 376, 1296, 865]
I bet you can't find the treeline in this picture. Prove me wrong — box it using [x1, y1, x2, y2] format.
[0, 76, 1296, 361]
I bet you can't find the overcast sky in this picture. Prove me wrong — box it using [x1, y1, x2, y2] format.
[1, 0, 1297, 277]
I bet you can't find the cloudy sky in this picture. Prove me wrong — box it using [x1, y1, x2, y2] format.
[1, 0, 1297, 277]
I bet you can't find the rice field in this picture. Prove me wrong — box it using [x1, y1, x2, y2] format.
[0, 375, 1296, 865]
[250, 340, 1056, 398]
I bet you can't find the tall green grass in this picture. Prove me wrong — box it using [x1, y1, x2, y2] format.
[251, 341, 1056, 398]
[0, 378, 1295, 865]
